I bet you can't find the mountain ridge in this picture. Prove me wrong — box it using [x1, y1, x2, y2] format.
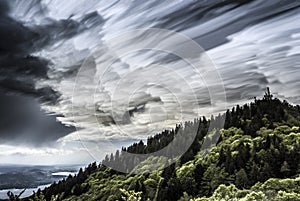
[6, 88, 300, 201]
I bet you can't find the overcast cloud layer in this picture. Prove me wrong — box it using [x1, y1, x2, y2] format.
[0, 0, 299, 165]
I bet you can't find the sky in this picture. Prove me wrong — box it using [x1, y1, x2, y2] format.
[0, 0, 300, 165]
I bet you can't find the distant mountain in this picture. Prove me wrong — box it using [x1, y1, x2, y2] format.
[15, 90, 300, 200]
[0, 165, 79, 190]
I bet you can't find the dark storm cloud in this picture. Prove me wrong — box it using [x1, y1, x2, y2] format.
[0, 0, 55, 101]
[0, 92, 75, 146]
[0, 0, 80, 145]
[0, 0, 103, 99]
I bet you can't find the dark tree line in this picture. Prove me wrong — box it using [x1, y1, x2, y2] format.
[22, 88, 300, 201]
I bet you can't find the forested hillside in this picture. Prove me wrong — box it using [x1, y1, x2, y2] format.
[20, 89, 300, 201]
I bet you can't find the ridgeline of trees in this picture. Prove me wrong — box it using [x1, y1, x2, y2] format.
[18, 88, 300, 201]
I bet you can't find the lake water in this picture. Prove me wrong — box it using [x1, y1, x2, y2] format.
[0, 164, 82, 200]
[52, 171, 76, 177]
[0, 184, 50, 199]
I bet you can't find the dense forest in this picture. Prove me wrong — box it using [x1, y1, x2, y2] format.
[7, 88, 300, 200]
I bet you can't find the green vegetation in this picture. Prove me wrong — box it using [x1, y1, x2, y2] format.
[23, 89, 300, 201]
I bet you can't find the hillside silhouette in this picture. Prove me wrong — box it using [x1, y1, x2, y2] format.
[10, 88, 300, 201]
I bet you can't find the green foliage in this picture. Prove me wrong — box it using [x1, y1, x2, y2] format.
[235, 168, 248, 188]
[120, 188, 142, 201]
[211, 184, 239, 200]
[178, 192, 192, 201]
[252, 175, 300, 194]
[143, 171, 163, 200]
[193, 175, 300, 200]
[176, 161, 197, 195]
[133, 156, 168, 174]
[29, 192, 46, 201]
[28, 92, 300, 201]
